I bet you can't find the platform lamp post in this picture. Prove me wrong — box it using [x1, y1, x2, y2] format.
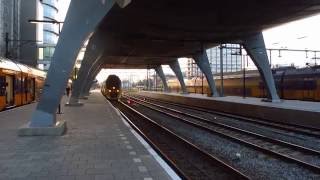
[28, 19, 63, 34]
[195, 62, 199, 94]
[219, 45, 224, 97]
[240, 46, 246, 99]
[146, 68, 149, 91]
[28, 19, 64, 114]
[201, 71, 204, 95]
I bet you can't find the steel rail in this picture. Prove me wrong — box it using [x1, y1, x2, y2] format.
[127, 95, 320, 155]
[130, 94, 320, 138]
[114, 99, 250, 179]
[123, 95, 320, 173]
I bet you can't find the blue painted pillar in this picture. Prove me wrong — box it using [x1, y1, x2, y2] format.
[67, 30, 104, 106]
[169, 60, 188, 94]
[80, 61, 104, 98]
[154, 65, 169, 92]
[242, 32, 280, 102]
[29, 0, 131, 127]
[193, 49, 219, 97]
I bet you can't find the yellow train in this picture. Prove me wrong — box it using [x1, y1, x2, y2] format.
[168, 66, 320, 101]
[0, 57, 46, 111]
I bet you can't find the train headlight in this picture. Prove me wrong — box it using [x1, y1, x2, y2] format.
[108, 90, 111, 92]
[112, 87, 115, 89]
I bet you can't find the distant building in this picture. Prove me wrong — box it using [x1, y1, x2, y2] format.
[187, 44, 242, 79]
[0, 0, 21, 59]
[0, 0, 60, 69]
[19, 0, 38, 66]
[37, 0, 60, 70]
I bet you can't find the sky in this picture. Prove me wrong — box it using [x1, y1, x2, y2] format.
[264, 15, 320, 50]
[57, 0, 71, 21]
[263, 14, 320, 69]
[57, 1, 320, 82]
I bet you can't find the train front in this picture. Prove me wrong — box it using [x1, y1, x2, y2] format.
[104, 75, 122, 100]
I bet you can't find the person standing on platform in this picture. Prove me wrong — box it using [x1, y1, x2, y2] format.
[66, 86, 71, 97]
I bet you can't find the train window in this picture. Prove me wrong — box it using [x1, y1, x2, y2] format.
[304, 80, 317, 89]
[0, 76, 5, 96]
[15, 78, 22, 93]
[0, 77, 4, 84]
[24, 78, 28, 93]
[283, 80, 304, 90]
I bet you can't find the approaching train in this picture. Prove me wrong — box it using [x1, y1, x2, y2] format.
[0, 57, 46, 111]
[101, 75, 122, 100]
[168, 66, 320, 101]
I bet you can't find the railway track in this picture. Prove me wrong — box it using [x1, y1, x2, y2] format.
[123, 94, 320, 174]
[130, 94, 320, 139]
[111, 100, 249, 180]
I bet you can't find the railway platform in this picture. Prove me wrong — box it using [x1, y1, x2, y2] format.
[0, 91, 176, 180]
[138, 91, 320, 128]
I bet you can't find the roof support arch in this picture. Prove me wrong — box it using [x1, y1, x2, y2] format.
[169, 60, 188, 94]
[80, 62, 104, 98]
[154, 65, 169, 92]
[27, 0, 118, 128]
[67, 29, 105, 106]
[242, 32, 280, 102]
[193, 49, 219, 97]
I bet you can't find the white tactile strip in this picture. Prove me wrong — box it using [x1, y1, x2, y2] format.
[120, 114, 180, 180]
[107, 100, 181, 180]
[133, 158, 142, 163]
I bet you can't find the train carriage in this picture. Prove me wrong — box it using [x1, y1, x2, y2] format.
[0, 57, 46, 111]
[169, 66, 320, 101]
[101, 75, 122, 101]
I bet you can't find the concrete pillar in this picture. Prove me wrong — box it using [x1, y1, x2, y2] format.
[154, 65, 169, 92]
[169, 60, 187, 94]
[193, 50, 219, 97]
[67, 31, 104, 106]
[28, 0, 118, 127]
[81, 64, 103, 97]
[77, 58, 104, 99]
[242, 32, 280, 102]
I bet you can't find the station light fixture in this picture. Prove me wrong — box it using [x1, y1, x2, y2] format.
[28, 19, 64, 34]
[28, 19, 62, 24]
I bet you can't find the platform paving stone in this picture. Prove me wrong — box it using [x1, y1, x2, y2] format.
[0, 91, 173, 180]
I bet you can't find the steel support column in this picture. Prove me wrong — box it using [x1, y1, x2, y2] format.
[81, 63, 103, 97]
[28, 0, 118, 127]
[78, 58, 104, 99]
[193, 50, 219, 97]
[67, 31, 104, 106]
[242, 32, 280, 102]
[154, 65, 169, 92]
[169, 60, 187, 94]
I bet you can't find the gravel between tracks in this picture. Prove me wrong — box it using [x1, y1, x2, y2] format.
[130, 102, 320, 180]
[144, 98, 320, 152]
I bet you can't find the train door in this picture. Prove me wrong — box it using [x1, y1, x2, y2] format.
[30, 78, 35, 101]
[24, 77, 28, 102]
[0, 76, 6, 109]
[303, 78, 316, 101]
[5, 75, 14, 107]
